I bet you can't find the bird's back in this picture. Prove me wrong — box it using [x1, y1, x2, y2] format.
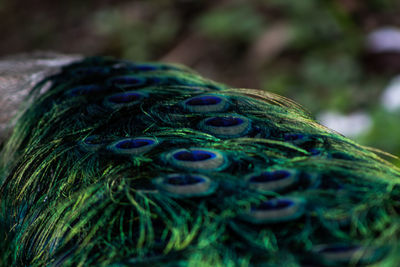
[1, 56, 400, 266]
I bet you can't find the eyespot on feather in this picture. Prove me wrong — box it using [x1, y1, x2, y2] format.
[284, 133, 324, 149]
[103, 91, 147, 109]
[107, 137, 159, 156]
[130, 64, 158, 71]
[246, 169, 298, 192]
[65, 85, 105, 97]
[312, 244, 386, 265]
[79, 135, 109, 152]
[199, 115, 251, 138]
[245, 125, 264, 138]
[107, 75, 147, 88]
[181, 94, 229, 113]
[309, 148, 323, 156]
[240, 197, 306, 224]
[284, 133, 309, 144]
[153, 173, 217, 198]
[166, 148, 228, 172]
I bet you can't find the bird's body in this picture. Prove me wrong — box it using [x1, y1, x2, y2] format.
[1, 56, 400, 266]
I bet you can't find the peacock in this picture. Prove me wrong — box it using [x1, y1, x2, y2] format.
[1, 54, 400, 267]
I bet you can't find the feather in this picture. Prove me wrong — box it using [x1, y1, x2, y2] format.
[103, 91, 148, 110]
[181, 94, 230, 113]
[246, 169, 299, 192]
[1, 56, 400, 267]
[165, 148, 228, 172]
[153, 173, 217, 198]
[239, 197, 306, 224]
[198, 115, 251, 138]
[107, 137, 160, 156]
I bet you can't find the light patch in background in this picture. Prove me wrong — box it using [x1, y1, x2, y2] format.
[367, 27, 400, 53]
[381, 75, 400, 112]
[317, 111, 372, 138]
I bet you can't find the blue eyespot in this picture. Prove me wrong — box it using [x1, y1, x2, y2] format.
[66, 85, 105, 96]
[166, 148, 227, 172]
[187, 96, 222, 105]
[79, 135, 108, 152]
[319, 244, 358, 253]
[109, 93, 141, 103]
[284, 133, 307, 143]
[171, 85, 211, 94]
[107, 137, 159, 156]
[134, 65, 158, 71]
[199, 115, 251, 138]
[312, 244, 386, 265]
[253, 199, 294, 210]
[240, 197, 306, 224]
[309, 148, 322, 156]
[103, 91, 147, 109]
[167, 175, 206, 185]
[206, 117, 243, 127]
[153, 174, 217, 198]
[284, 133, 323, 148]
[173, 150, 216, 161]
[112, 62, 178, 72]
[182, 94, 229, 113]
[247, 169, 298, 192]
[108, 75, 147, 88]
[244, 125, 264, 138]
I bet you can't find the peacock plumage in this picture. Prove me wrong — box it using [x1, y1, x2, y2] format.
[1, 55, 400, 266]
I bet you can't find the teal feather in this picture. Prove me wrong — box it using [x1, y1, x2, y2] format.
[246, 169, 300, 192]
[181, 94, 230, 113]
[153, 173, 218, 198]
[1, 56, 400, 266]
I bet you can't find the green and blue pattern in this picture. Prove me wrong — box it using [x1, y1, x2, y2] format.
[1, 56, 400, 266]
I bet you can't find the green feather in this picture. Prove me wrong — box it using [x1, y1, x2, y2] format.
[1, 56, 400, 266]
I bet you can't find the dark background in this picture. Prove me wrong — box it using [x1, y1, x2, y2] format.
[1, 0, 400, 163]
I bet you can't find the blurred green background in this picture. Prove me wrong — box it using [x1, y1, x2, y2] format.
[1, 0, 399, 163]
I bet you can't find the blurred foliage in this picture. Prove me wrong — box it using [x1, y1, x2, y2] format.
[195, 4, 266, 42]
[1, 0, 400, 163]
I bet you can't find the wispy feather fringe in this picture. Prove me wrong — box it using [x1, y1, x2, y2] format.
[1, 56, 400, 266]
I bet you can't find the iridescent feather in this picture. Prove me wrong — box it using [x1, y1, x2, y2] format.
[1, 56, 400, 267]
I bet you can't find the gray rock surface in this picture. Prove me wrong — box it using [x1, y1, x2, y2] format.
[0, 52, 81, 142]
